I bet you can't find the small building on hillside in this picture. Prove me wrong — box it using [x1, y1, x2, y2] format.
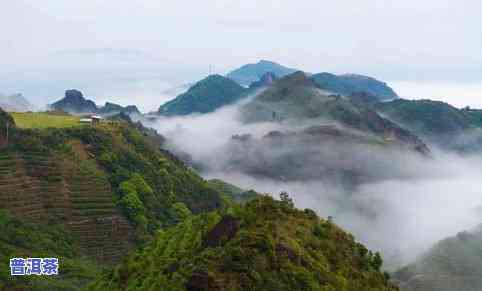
[91, 115, 102, 125]
[79, 118, 92, 124]
[79, 115, 103, 125]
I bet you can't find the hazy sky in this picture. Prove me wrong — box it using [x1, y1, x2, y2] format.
[1, 0, 481, 110]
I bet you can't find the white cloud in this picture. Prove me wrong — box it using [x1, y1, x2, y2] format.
[143, 102, 482, 270]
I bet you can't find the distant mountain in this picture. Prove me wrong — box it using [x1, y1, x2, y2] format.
[394, 227, 482, 291]
[377, 99, 479, 135]
[375, 99, 482, 151]
[50, 89, 97, 113]
[0, 93, 34, 112]
[98, 102, 141, 116]
[226, 60, 298, 86]
[312, 72, 398, 101]
[158, 74, 247, 116]
[51, 89, 141, 115]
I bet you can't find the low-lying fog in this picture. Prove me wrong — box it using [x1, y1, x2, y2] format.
[139, 101, 482, 270]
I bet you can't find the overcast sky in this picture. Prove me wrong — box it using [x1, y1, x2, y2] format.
[1, 0, 481, 110]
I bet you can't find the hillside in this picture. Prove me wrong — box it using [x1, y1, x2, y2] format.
[158, 74, 247, 116]
[0, 110, 225, 290]
[226, 60, 297, 86]
[88, 195, 398, 291]
[394, 227, 482, 291]
[376, 99, 482, 151]
[0, 93, 34, 112]
[312, 73, 398, 101]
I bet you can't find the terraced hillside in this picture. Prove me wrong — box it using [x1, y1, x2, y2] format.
[0, 147, 134, 264]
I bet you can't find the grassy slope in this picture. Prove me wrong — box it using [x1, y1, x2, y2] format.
[88, 196, 398, 291]
[11, 112, 82, 129]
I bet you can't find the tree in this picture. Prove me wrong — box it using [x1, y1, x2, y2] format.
[371, 252, 383, 271]
[118, 180, 147, 228]
[279, 191, 294, 208]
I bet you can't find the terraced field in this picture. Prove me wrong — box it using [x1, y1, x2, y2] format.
[0, 148, 134, 264]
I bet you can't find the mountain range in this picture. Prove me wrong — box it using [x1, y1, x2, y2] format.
[158, 60, 400, 116]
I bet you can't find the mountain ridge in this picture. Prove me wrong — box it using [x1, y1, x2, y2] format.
[312, 72, 398, 101]
[226, 60, 298, 86]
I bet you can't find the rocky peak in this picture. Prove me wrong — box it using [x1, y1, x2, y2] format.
[51, 89, 98, 113]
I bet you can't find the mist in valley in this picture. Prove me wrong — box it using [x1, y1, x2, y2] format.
[140, 101, 482, 270]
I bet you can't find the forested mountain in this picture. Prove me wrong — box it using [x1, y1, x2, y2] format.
[375, 99, 482, 151]
[88, 196, 398, 291]
[226, 60, 297, 86]
[312, 72, 398, 101]
[158, 75, 247, 116]
[240, 71, 427, 154]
